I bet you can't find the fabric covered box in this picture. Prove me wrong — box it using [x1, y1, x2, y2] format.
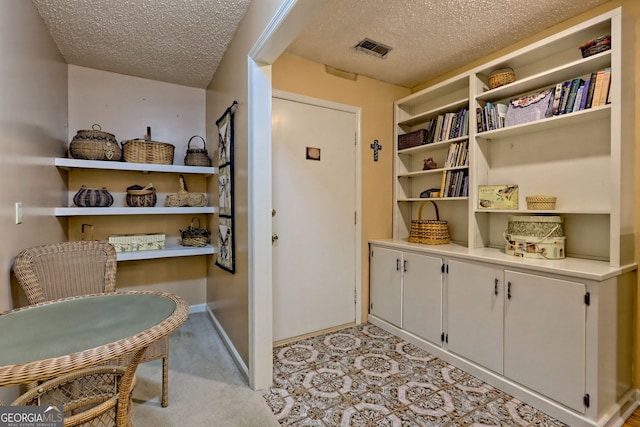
[507, 215, 563, 237]
[505, 215, 565, 259]
[505, 234, 566, 259]
[109, 233, 165, 252]
[504, 88, 554, 127]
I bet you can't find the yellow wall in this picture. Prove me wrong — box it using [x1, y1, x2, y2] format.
[271, 53, 409, 321]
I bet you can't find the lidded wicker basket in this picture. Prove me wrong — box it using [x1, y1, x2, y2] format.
[184, 135, 212, 167]
[488, 67, 515, 89]
[69, 124, 122, 161]
[526, 195, 557, 210]
[122, 127, 174, 165]
[126, 183, 157, 207]
[408, 200, 450, 245]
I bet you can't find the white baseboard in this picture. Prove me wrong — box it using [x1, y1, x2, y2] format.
[189, 303, 207, 314]
[204, 305, 250, 381]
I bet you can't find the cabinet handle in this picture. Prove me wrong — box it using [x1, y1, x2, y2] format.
[396, 258, 400, 271]
[403, 260, 407, 272]
[507, 281, 512, 300]
[494, 278, 498, 296]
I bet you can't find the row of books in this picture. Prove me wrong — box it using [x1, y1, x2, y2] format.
[421, 107, 469, 144]
[476, 102, 507, 132]
[551, 68, 611, 115]
[443, 140, 468, 168]
[439, 169, 469, 198]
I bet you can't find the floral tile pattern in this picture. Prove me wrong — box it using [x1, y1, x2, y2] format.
[263, 323, 569, 427]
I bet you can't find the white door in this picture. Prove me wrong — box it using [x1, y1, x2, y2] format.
[272, 94, 357, 342]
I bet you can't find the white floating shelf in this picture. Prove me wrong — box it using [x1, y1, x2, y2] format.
[55, 207, 217, 216]
[116, 245, 215, 261]
[55, 158, 217, 175]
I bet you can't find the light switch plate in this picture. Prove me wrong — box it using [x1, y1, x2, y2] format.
[15, 202, 22, 224]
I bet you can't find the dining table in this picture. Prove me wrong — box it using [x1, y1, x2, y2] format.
[0, 290, 189, 387]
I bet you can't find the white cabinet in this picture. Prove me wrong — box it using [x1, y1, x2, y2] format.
[402, 252, 442, 344]
[504, 270, 586, 413]
[369, 246, 402, 327]
[55, 158, 218, 261]
[446, 259, 503, 374]
[369, 246, 442, 344]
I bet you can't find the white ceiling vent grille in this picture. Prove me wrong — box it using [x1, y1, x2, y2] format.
[355, 38, 392, 58]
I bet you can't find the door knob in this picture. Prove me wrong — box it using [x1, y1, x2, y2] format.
[272, 233, 279, 243]
[272, 209, 277, 217]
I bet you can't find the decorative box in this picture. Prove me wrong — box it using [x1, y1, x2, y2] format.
[398, 129, 427, 150]
[505, 234, 565, 259]
[108, 233, 165, 252]
[507, 215, 564, 237]
[579, 34, 611, 58]
[478, 185, 518, 209]
[504, 88, 554, 127]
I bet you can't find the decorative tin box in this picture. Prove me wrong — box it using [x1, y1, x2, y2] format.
[108, 233, 165, 252]
[478, 185, 518, 209]
[505, 215, 565, 259]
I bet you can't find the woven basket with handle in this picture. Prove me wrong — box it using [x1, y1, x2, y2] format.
[184, 135, 211, 167]
[180, 217, 210, 247]
[122, 127, 174, 165]
[408, 200, 450, 245]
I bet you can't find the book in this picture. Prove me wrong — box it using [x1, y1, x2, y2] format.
[591, 69, 606, 108]
[557, 80, 572, 115]
[572, 82, 584, 112]
[598, 68, 611, 106]
[496, 103, 508, 128]
[578, 77, 591, 110]
[564, 78, 583, 114]
[552, 83, 563, 115]
[584, 72, 598, 108]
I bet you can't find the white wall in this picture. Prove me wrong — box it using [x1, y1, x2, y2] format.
[0, 0, 68, 403]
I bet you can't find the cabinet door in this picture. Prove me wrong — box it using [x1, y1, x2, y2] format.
[504, 270, 586, 413]
[369, 246, 402, 327]
[402, 252, 442, 344]
[447, 260, 504, 374]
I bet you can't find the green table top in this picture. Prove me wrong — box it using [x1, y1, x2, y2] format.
[0, 293, 176, 369]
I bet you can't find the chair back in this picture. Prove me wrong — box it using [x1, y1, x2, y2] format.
[13, 240, 117, 304]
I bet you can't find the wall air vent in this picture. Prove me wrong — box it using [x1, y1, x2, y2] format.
[355, 38, 392, 58]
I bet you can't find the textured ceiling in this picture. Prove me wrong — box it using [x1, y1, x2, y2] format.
[288, 0, 611, 88]
[32, 0, 610, 90]
[31, 0, 251, 88]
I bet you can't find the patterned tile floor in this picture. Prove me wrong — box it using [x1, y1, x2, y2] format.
[263, 323, 568, 426]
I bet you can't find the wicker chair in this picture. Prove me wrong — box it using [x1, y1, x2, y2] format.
[12, 240, 172, 407]
[11, 348, 146, 427]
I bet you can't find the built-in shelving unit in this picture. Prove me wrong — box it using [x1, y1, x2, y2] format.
[55, 157, 217, 261]
[373, 8, 636, 427]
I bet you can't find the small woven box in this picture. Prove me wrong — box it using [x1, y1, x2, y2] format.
[488, 67, 515, 89]
[526, 195, 557, 210]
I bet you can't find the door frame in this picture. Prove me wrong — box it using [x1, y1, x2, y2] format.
[272, 88, 363, 339]
[247, 0, 330, 390]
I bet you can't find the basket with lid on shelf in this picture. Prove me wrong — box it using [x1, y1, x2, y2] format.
[122, 127, 175, 165]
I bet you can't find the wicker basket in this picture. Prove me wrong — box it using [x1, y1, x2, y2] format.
[165, 175, 207, 207]
[408, 200, 450, 245]
[180, 217, 210, 247]
[69, 124, 122, 161]
[73, 186, 114, 207]
[184, 136, 212, 167]
[122, 127, 174, 165]
[526, 195, 557, 210]
[488, 67, 515, 89]
[126, 183, 157, 207]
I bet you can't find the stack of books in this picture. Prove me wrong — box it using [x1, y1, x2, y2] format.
[551, 67, 611, 115]
[420, 107, 469, 144]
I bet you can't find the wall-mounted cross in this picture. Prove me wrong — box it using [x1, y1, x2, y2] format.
[370, 139, 382, 162]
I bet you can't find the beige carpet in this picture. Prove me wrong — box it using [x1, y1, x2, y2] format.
[131, 312, 279, 427]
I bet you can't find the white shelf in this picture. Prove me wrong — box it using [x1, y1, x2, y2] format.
[398, 165, 468, 178]
[399, 197, 468, 202]
[55, 158, 217, 175]
[116, 244, 215, 261]
[475, 105, 610, 141]
[55, 206, 217, 216]
[475, 209, 609, 214]
[397, 137, 468, 156]
[398, 98, 469, 127]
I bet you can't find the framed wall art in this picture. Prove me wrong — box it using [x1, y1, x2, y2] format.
[215, 101, 237, 273]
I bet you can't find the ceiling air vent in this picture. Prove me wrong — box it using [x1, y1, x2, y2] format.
[355, 38, 391, 58]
